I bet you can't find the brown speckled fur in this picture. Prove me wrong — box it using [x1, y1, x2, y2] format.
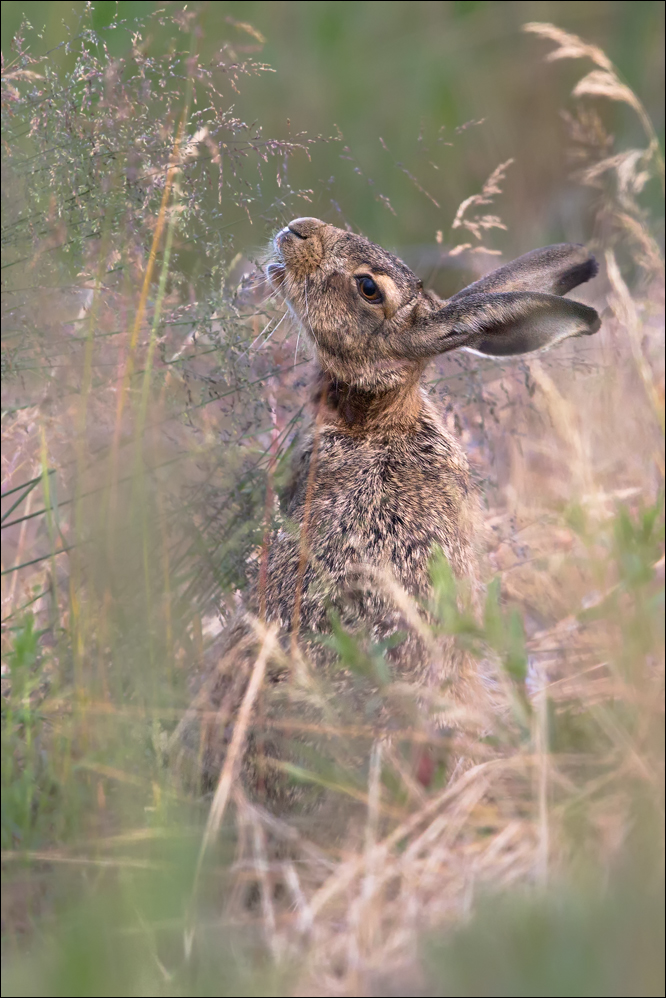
[181, 218, 600, 785]
[260, 218, 599, 660]
[263, 390, 475, 678]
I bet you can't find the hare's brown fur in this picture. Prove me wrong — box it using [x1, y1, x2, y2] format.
[259, 218, 599, 664]
[262, 382, 475, 680]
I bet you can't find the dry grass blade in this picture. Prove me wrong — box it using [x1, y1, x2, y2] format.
[573, 70, 644, 114]
[533, 680, 550, 887]
[247, 793, 282, 961]
[451, 159, 513, 246]
[243, 800, 336, 870]
[290, 398, 327, 656]
[522, 22, 614, 72]
[283, 861, 314, 935]
[400, 774, 492, 868]
[345, 740, 384, 979]
[525, 20, 664, 182]
[605, 249, 665, 435]
[166, 631, 257, 757]
[303, 762, 500, 927]
[191, 624, 277, 891]
[528, 360, 592, 497]
[0, 850, 163, 870]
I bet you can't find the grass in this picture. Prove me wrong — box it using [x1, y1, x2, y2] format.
[1, 9, 664, 997]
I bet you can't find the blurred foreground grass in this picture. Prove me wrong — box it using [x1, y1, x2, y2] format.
[1, 5, 664, 996]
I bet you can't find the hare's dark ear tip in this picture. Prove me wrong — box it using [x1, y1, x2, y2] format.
[573, 253, 599, 286]
[581, 302, 602, 336]
[555, 251, 599, 296]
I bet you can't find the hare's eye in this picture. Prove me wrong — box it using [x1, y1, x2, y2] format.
[356, 276, 383, 303]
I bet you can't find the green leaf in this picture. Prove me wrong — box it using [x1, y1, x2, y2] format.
[505, 609, 528, 683]
[429, 545, 460, 630]
[483, 577, 504, 650]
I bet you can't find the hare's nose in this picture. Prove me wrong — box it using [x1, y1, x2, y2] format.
[287, 217, 325, 239]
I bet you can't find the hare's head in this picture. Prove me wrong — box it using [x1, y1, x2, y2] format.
[268, 217, 600, 390]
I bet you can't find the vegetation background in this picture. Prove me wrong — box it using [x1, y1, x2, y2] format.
[2, 1, 664, 259]
[1, 2, 664, 996]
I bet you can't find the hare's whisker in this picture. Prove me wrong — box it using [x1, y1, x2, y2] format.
[251, 277, 272, 291]
[293, 325, 301, 368]
[260, 284, 284, 306]
[254, 310, 287, 352]
[238, 314, 281, 359]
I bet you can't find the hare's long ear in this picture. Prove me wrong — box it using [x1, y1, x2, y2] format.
[408, 291, 600, 359]
[450, 244, 598, 300]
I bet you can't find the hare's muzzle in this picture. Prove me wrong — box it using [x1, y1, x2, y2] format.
[269, 217, 327, 290]
[286, 217, 326, 238]
[273, 217, 324, 252]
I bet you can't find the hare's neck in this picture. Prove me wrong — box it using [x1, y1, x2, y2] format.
[313, 369, 426, 435]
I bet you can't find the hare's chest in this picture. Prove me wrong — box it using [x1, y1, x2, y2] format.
[287, 425, 474, 583]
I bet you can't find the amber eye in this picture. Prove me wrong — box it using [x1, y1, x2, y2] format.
[356, 275, 383, 303]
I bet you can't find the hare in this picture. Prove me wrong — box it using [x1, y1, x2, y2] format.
[179, 217, 600, 789]
[260, 219, 599, 656]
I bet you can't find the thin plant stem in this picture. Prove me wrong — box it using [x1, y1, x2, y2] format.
[185, 625, 277, 959]
[290, 395, 327, 657]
